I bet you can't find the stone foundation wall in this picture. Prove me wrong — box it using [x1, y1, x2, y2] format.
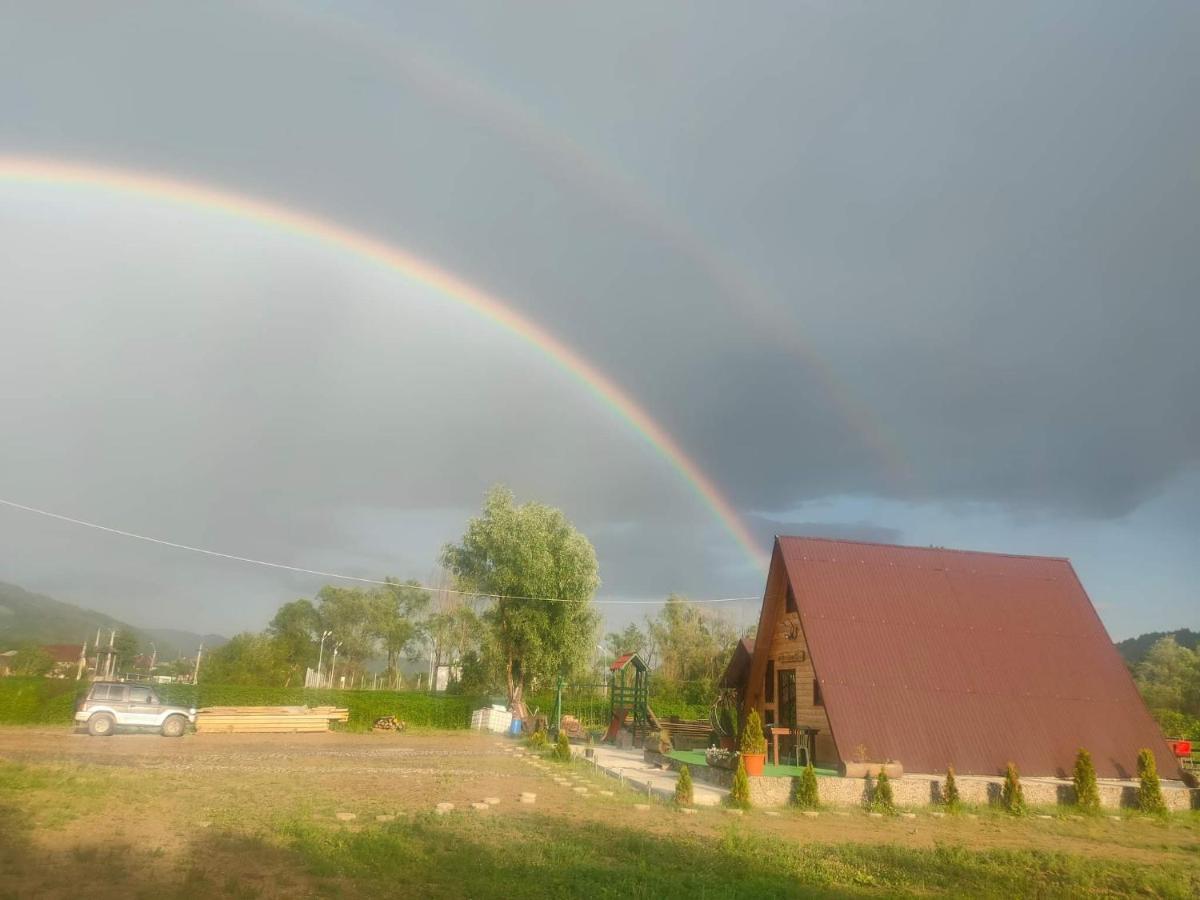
[668, 758, 1195, 811]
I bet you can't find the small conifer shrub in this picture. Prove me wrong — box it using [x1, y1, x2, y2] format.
[792, 761, 820, 810]
[1001, 763, 1026, 815]
[1072, 748, 1101, 815]
[729, 757, 751, 809]
[675, 765, 694, 806]
[942, 766, 960, 810]
[554, 730, 572, 762]
[1137, 748, 1167, 815]
[740, 709, 767, 755]
[871, 769, 895, 814]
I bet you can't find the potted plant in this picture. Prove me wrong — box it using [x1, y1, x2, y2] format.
[717, 704, 738, 750]
[740, 709, 767, 776]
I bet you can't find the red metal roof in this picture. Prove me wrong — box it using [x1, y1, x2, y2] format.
[609, 652, 646, 672]
[42, 643, 85, 664]
[769, 536, 1176, 779]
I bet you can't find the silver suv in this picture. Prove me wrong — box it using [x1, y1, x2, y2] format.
[75, 681, 197, 737]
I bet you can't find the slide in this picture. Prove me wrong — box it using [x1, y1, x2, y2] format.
[603, 707, 627, 743]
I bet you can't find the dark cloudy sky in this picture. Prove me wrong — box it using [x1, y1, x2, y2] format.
[1, 2, 1196, 641]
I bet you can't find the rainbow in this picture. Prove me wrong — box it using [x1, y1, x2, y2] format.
[0, 155, 769, 569]
[259, 0, 913, 491]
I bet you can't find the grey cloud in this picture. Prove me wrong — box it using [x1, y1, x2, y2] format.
[1, 2, 1197, 632]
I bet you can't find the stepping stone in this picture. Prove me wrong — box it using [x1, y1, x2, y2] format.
[519, 797, 536, 805]
[519, 792, 537, 802]
[634, 804, 651, 811]
[930, 812, 945, 818]
[868, 812, 884, 819]
[901, 813, 917, 820]
[726, 809, 744, 816]
[801, 811, 819, 818]
[598, 790, 614, 797]
[966, 814, 978, 820]
[572, 787, 589, 794]
[1107, 816, 1121, 822]
[435, 803, 454, 815]
[470, 802, 490, 811]
[483, 797, 501, 805]
[833, 811, 850, 817]
[335, 812, 356, 822]
[376, 814, 395, 823]
[763, 811, 781, 817]
[197, 821, 212, 829]
[680, 807, 698, 815]
[1036, 815, 1052, 820]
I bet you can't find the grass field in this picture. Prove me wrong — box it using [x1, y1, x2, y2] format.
[0, 727, 1197, 898]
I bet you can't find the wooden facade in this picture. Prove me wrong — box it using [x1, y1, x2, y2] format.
[742, 548, 837, 765]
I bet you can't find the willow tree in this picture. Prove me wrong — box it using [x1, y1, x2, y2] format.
[442, 486, 599, 716]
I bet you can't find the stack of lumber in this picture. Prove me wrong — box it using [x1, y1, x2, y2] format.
[195, 705, 350, 734]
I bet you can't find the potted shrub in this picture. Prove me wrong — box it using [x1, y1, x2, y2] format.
[740, 709, 767, 776]
[717, 705, 738, 750]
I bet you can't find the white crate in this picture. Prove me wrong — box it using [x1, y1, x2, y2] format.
[470, 707, 513, 733]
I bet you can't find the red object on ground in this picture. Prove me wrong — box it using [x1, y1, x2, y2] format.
[1169, 740, 1192, 757]
[603, 707, 626, 744]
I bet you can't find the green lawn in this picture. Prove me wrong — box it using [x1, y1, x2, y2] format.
[668, 749, 840, 778]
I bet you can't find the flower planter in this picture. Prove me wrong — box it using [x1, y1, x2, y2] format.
[742, 752, 767, 777]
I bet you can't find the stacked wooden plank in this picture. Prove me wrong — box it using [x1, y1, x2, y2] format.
[195, 705, 350, 734]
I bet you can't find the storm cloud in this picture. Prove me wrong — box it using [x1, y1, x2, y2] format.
[1, 2, 1196, 636]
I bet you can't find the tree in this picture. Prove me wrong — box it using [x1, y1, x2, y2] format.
[729, 757, 751, 809]
[10, 643, 53, 676]
[371, 579, 430, 676]
[1137, 748, 1166, 815]
[792, 762, 820, 810]
[553, 730, 572, 763]
[675, 765, 694, 806]
[1072, 748, 1101, 814]
[871, 770, 895, 814]
[268, 598, 322, 686]
[441, 486, 600, 716]
[1001, 763, 1026, 815]
[1134, 637, 1200, 716]
[645, 595, 739, 705]
[604, 622, 647, 660]
[315, 585, 378, 680]
[741, 708, 766, 755]
[942, 766, 960, 811]
[200, 633, 290, 685]
[111, 631, 140, 676]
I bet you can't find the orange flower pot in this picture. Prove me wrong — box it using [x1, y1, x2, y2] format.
[742, 752, 766, 776]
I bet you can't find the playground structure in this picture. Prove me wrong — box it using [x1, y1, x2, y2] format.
[603, 653, 658, 745]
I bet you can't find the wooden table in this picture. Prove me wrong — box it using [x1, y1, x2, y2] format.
[769, 726, 792, 766]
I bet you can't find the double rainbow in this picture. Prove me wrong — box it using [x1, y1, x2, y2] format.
[0, 156, 768, 569]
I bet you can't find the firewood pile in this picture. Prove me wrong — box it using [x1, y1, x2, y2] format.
[195, 706, 349, 734]
[372, 715, 407, 732]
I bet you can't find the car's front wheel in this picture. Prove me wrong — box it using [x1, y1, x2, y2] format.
[161, 715, 187, 738]
[87, 713, 115, 737]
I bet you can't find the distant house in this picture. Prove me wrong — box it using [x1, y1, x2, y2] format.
[727, 536, 1177, 780]
[0, 650, 16, 676]
[41, 643, 86, 678]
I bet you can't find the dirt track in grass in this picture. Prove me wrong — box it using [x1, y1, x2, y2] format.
[1, 727, 1196, 898]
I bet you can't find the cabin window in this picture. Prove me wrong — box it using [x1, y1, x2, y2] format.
[764, 660, 775, 703]
[778, 669, 796, 729]
[812, 679, 824, 707]
[786, 585, 798, 614]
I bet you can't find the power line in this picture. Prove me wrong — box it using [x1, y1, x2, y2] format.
[0, 497, 759, 607]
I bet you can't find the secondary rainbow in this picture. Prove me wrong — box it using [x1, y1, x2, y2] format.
[0, 155, 768, 569]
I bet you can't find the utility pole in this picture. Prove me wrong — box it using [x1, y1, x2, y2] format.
[105, 630, 116, 679]
[148, 643, 157, 674]
[329, 642, 341, 690]
[315, 631, 332, 689]
[192, 644, 204, 684]
[76, 640, 87, 681]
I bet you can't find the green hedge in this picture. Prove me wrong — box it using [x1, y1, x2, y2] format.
[0, 677, 85, 724]
[1, 676, 711, 732]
